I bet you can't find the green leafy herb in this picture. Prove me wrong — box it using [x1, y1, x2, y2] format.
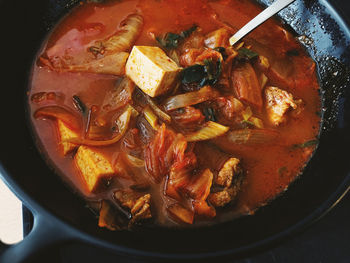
[237, 48, 259, 60]
[72, 95, 86, 114]
[293, 139, 318, 149]
[241, 119, 255, 127]
[203, 107, 217, 122]
[214, 47, 228, 60]
[157, 25, 198, 49]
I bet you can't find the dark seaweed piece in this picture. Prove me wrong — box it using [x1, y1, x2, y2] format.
[203, 107, 217, 122]
[182, 64, 207, 84]
[72, 95, 86, 114]
[214, 47, 228, 60]
[293, 139, 318, 149]
[156, 25, 198, 49]
[286, 49, 300, 56]
[237, 48, 259, 61]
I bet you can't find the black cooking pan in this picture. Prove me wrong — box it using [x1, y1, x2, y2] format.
[0, 0, 349, 262]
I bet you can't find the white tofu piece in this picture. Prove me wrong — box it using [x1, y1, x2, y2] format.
[125, 46, 182, 97]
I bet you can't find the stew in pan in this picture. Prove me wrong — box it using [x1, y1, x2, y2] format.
[28, 0, 321, 229]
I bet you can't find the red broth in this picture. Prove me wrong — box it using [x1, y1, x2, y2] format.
[28, 0, 321, 228]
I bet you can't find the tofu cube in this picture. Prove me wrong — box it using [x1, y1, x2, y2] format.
[75, 146, 115, 193]
[57, 119, 79, 155]
[125, 46, 182, 97]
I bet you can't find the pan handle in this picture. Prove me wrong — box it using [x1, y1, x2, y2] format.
[0, 208, 80, 263]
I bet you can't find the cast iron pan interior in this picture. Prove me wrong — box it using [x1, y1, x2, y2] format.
[0, 0, 349, 260]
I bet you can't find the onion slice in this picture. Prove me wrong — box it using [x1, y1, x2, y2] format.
[66, 105, 133, 146]
[34, 105, 80, 131]
[163, 86, 219, 111]
[185, 121, 229, 142]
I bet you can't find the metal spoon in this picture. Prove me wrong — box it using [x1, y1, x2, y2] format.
[229, 0, 296, 46]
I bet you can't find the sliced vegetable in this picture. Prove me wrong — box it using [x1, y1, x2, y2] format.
[249, 117, 264, 128]
[89, 14, 143, 54]
[72, 95, 86, 114]
[193, 200, 216, 218]
[143, 106, 159, 130]
[293, 139, 318, 149]
[34, 106, 80, 131]
[185, 121, 229, 142]
[167, 203, 194, 224]
[184, 169, 213, 201]
[125, 154, 145, 168]
[241, 106, 253, 121]
[66, 105, 133, 146]
[222, 129, 279, 145]
[237, 48, 259, 60]
[96, 77, 135, 127]
[143, 93, 171, 123]
[232, 62, 263, 109]
[163, 86, 219, 111]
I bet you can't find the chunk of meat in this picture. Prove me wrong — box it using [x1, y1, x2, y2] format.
[215, 158, 240, 188]
[130, 194, 152, 224]
[232, 62, 263, 109]
[114, 190, 152, 224]
[214, 96, 244, 123]
[89, 14, 144, 55]
[171, 106, 205, 130]
[209, 173, 243, 207]
[208, 157, 243, 208]
[265, 86, 298, 126]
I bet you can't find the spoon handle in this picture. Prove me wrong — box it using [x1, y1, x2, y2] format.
[229, 0, 296, 45]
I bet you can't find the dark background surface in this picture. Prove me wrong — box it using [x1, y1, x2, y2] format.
[20, 0, 350, 262]
[23, 191, 350, 262]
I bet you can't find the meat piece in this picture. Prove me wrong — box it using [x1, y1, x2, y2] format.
[130, 194, 152, 224]
[214, 96, 244, 123]
[74, 146, 115, 193]
[209, 173, 243, 207]
[265, 86, 298, 126]
[171, 106, 205, 130]
[179, 31, 205, 53]
[232, 62, 263, 109]
[215, 158, 240, 188]
[208, 157, 243, 207]
[89, 14, 144, 55]
[114, 190, 152, 224]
